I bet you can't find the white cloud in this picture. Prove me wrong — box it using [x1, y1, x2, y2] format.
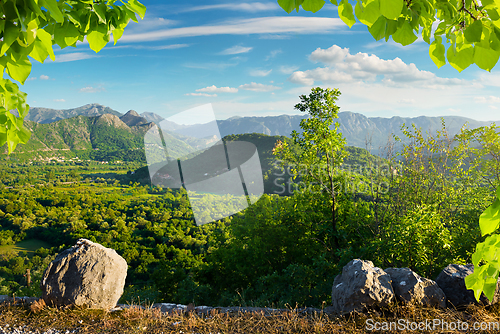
[53, 52, 96, 63]
[220, 45, 253, 55]
[111, 43, 190, 50]
[196, 85, 238, 93]
[265, 49, 282, 61]
[250, 69, 272, 77]
[120, 17, 345, 42]
[39, 75, 50, 80]
[185, 93, 217, 97]
[80, 86, 105, 93]
[184, 61, 240, 70]
[397, 99, 416, 104]
[179, 3, 279, 13]
[474, 96, 500, 104]
[239, 82, 281, 92]
[279, 65, 299, 74]
[477, 72, 500, 87]
[152, 44, 190, 50]
[53, 99, 65, 102]
[212, 99, 302, 119]
[118, 16, 179, 39]
[289, 44, 467, 88]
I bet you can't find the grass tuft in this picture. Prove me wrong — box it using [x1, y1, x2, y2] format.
[2, 301, 500, 333]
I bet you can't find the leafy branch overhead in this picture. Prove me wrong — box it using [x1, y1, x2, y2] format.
[0, 0, 146, 153]
[277, 0, 500, 72]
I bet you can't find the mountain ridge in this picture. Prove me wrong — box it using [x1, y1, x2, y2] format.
[20, 104, 500, 156]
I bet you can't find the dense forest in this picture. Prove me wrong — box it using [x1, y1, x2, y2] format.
[0, 116, 498, 308]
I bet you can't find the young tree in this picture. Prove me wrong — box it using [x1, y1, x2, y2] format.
[272, 87, 347, 252]
[278, 0, 500, 72]
[0, 0, 146, 153]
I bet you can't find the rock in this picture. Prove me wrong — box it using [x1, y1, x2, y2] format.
[331, 259, 394, 315]
[435, 264, 500, 307]
[385, 267, 446, 308]
[41, 239, 127, 310]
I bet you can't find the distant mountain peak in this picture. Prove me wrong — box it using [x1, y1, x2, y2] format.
[120, 110, 149, 127]
[83, 103, 105, 107]
[27, 104, 122, 124]
[125, 110, 140, 117]
[96, 113, 130, 131]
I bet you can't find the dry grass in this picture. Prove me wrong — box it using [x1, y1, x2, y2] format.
[2, 301, 500, 333]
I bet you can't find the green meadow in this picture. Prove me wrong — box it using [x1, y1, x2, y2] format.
[0, 239, 51, 257]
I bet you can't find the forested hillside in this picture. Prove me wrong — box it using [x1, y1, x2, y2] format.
[0, 116, 497, 308]
[0, 113, 214, 163]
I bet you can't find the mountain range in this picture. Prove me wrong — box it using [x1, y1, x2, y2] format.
[1, 109, 216, 162]
[3, 103, 499, 160]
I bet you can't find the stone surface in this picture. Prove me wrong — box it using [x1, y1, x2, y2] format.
[385, 267, 446, 308]
[331, 259, 394, 315]
[41, 239, 127, 310]
[435, 264, 500, 307]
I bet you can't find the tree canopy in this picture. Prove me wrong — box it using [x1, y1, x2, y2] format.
[277, 0, 500, 72]
[0, 0, 146, 153]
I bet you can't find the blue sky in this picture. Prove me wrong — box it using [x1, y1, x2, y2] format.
[22, 1, 500, 122]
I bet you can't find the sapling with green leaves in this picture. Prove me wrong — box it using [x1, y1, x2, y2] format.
[272, 87, 347, 253]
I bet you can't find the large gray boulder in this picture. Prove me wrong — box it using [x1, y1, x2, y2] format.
[331, 259, 394, 315]
[385, 267, 446, 308]
[41, 239, 127, 310]
[435, 264, 500, 307]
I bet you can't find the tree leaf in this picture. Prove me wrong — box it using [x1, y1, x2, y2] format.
[40, 0, 64, 23]
[384, 19, 398, 41]
[379, 0, 403, 20]
[465, 266, 486, 302]
[278, 0, 294, 11]
[87, 24, 109, 53]
[53, 23, 68, 49]
[112, 27, 125, 44]
[26, 20, 38, 46]
[474, 45, 500, 71]
[446, 44, 474, 72]
[479, 198, 500, 236]
[490, 28, 500, 51]
[368, 15, 387, 40]
[302, 0, 326, 12]
[29, 39, 49, 63]
[464, 20, 483, 43]
[93, 3, 108, 23]
[6, 57, 32, 84]
[1, 22, 19, 55]
[17, 125, 31, 143]
[338, 0, 356, 28]
[64, 24, 80, 46]
[36, 28, 55, 61]
[122, 0, 147, 19]
[429, 36, 446, 68]
[26, 0, 46, 19]
[355, 0, 380, 27]
[392, 21, 417, 46]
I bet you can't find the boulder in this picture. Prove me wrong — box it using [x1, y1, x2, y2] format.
[435, 264, 500, 307]
[331, 259, 394, 315]
[41, 239, 127, 310]
[385, 267, 446, 308]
